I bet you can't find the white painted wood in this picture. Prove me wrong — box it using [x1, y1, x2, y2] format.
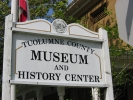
[57, 87, 65, 100]
[11, 32, 104, 87]
[11, 19, 113, 88]
[11, 85, 16, 100]
[68, 23, 99, 38]
[2, 17, 114, 100]
[2, 14, 12, 100]
[98, 28, 114, 100]
[14, 19, 100, 37]
[11, 0, 17, 97]
[16, 19, 51, 32]
[11, 0, 18, 22]
[10, 80, 108, 87]
[12, 28, 104, 42]
[11, 0, 18, 98]
[92, 88, 100, 100]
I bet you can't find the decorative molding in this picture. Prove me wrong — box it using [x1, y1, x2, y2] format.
[52, 19, 67, 33]
[94, 53, 102, 79]
[15, 46, 23, 74]
[68, 24, 99, 38]
[14, 19, 100, 39]
[15, 19, 51, 32]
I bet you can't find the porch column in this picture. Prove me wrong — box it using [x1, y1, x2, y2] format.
[92, 88, 100, 100]
[36, 88, 43, 100]
[22, 94, 25, 100]
[57, 87, 65, 100]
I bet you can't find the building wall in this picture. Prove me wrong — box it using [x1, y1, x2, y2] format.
[81, 0, 117, 32]
[80, 1, 133, 100]
[80, 0, 129, 47]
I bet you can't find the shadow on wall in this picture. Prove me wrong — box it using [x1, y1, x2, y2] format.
[126, 0, 133, 40]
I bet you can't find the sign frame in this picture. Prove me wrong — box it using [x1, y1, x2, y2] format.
[2, 14, 114, 100]
[10, 30, 106, 87]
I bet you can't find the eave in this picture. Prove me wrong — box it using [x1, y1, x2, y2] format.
[67, 0, 100, 18]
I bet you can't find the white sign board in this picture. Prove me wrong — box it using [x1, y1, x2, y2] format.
[115, 0, 133, 46]
[2, 15, 114, 100]
[12, 32, 104, 86]
[9, 19, 110, 87]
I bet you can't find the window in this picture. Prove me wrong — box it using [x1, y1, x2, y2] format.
[90, 3, 107, 24]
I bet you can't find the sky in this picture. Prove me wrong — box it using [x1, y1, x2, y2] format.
[68, 0, 73, 4]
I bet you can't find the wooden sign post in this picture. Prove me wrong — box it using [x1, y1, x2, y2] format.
[2, 14, 114, 100]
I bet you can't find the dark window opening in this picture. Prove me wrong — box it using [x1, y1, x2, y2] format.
[90, 3, 107, 24]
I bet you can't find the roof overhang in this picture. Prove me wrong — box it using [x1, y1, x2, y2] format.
[67, 0, 100, 18]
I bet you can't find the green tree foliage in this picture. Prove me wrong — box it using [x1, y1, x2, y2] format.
[0, 0, 10, 74]
[51, 0, 78, 23]
[103, 13, 133, 100]
[29, 0, 50, 19]
[29, 0, 78, 23]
